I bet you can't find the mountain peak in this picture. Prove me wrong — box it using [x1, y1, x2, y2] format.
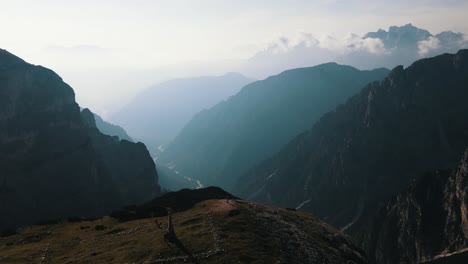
[364, 24, 432, 49]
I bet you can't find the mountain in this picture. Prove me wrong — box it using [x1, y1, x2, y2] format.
[159, 63, 389, 189]
[235, 50, 468, 234]
[363, 23, 432, 49]
[93, 112, 133, 141]
[240, 24, 468, 78]
[111, 73, 254, 155]
[0, 188, 368, 264]
[0, 49, 160, 231]
[348, 24, 468, 70]
[359, 147, 468, 264]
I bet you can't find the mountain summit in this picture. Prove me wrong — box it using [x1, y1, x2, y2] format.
[364, 23, 432, 48]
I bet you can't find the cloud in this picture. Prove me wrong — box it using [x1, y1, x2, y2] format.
[260, 33, 320, 55]
[342, 33, 387, 54]
[417, 37, 441, 56]
[239, 24, 468, 78]
[261, 32, 388, 56]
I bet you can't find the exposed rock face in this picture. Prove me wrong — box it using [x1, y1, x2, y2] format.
[0, 49, 160, 230]
[160, 63, 389, 189]
[361, 148, 468, 264]
[236, 50, 468, 233]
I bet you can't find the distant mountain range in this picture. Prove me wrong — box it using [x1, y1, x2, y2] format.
[0, 49, 160, 231]
[241, 24, 468, 78]
[235, 50, 468, 263]
[111, 73, 254, 155]
[159, 64, 389, 189]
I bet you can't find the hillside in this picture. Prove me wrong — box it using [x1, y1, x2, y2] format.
[0, 188, 367, 264]
[160, 63, 389, 189]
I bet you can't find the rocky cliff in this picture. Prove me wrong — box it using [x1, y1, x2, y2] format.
[360, 148, 468, 264]
[0, 49, 160, 231]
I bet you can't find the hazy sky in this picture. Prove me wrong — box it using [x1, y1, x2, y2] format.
[1, 0, 468, 116]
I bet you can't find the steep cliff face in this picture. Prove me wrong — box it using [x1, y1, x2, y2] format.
[0, 49, 160, 230]
[236, 50, 468, 231]
[361, 148, 468, 264]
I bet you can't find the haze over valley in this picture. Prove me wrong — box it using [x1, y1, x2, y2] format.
[1, 1, 468, 263]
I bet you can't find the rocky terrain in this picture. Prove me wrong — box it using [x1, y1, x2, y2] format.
[0, 188, 368, 264]
[357, 147, 468, 264]
[0, 49, 160, 231]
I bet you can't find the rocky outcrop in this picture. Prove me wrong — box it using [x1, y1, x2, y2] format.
[235, 50, 468, 234]
[361, 148, 468, 264]
[0, 49, 160, 231]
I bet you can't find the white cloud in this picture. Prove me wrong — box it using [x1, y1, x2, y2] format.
[263, 32, 388, 56]
[342, 33, 387, 54]
[418, 37, 441, 56]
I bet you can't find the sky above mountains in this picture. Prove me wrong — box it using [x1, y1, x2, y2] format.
[1, 0, 467, 116]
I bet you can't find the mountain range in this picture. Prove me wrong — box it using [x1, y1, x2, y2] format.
[159, 63, 389, 189]
[242, 24, 468, 78]
[1, 29, 468, 263]
[235, 50, 468, 263]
